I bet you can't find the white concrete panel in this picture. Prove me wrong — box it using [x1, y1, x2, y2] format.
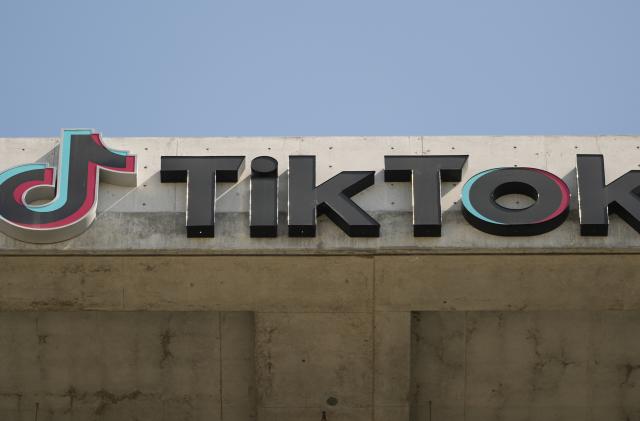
[0, 138, 58, 169]
[0, 136, 639, 253]
[596, 136, 640, 183]
[98, 137, 178, 213]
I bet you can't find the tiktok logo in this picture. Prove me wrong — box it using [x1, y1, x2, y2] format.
[0, 129, 137, 243]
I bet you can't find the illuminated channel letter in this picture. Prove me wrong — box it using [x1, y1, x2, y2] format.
[161, 156, 245, 237]
[577, 154, 640, 236]
[0, 129, 137, 243]
[288, 156, 379, 237]
[250, 156, 279, 237]
[384, 155, 468, 236]
[461, 167, 570, 236]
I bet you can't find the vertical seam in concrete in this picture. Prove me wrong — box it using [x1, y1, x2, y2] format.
[219, 313, 224, 421]
[463, 311, 468, 421]
[371, 256, 376, 421]
[253, 312, 260, 420]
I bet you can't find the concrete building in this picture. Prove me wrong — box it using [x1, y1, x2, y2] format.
[1, 135, 640, 421]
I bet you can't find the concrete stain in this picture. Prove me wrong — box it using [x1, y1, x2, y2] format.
[159, 329, 174, 367]
[94, 389, 142, 415]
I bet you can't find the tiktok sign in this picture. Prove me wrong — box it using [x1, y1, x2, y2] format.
[2, 132, 640, 243]
[161, 154, 640, 239]
[0, 129, 137, 243]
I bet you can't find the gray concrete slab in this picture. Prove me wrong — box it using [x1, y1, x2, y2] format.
[411, 310, 640, 421]
[0, 256, 373, 312]
[0, 311, 255, 421]
[255, 312, 373, 421]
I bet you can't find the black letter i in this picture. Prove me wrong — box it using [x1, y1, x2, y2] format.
[250, 156, 279, 237]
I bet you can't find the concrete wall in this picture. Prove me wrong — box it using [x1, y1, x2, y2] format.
[2, 137, 640, 420]
[0, 311, 255, 421]
[411, 311, 640, 421]
[2, 255, 640, 420]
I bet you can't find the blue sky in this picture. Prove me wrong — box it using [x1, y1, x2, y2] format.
[0, 0, 639, 136]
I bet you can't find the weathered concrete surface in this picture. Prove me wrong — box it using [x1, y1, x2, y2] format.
[0, 311, 255, 421]
[374, 311, 411, 420]
[2, 255, 640, 420]
[411, 311, 640, 421]
[7, 254, 640, 314]
[375, 254, 640, 312]
[3, 136, 640, 420]
[255, 313, 373, 421]
[0, 256, 373, 312]
[2, 136, 640, 253]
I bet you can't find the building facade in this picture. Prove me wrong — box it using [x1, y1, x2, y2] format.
[1, 134, 639, 421]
